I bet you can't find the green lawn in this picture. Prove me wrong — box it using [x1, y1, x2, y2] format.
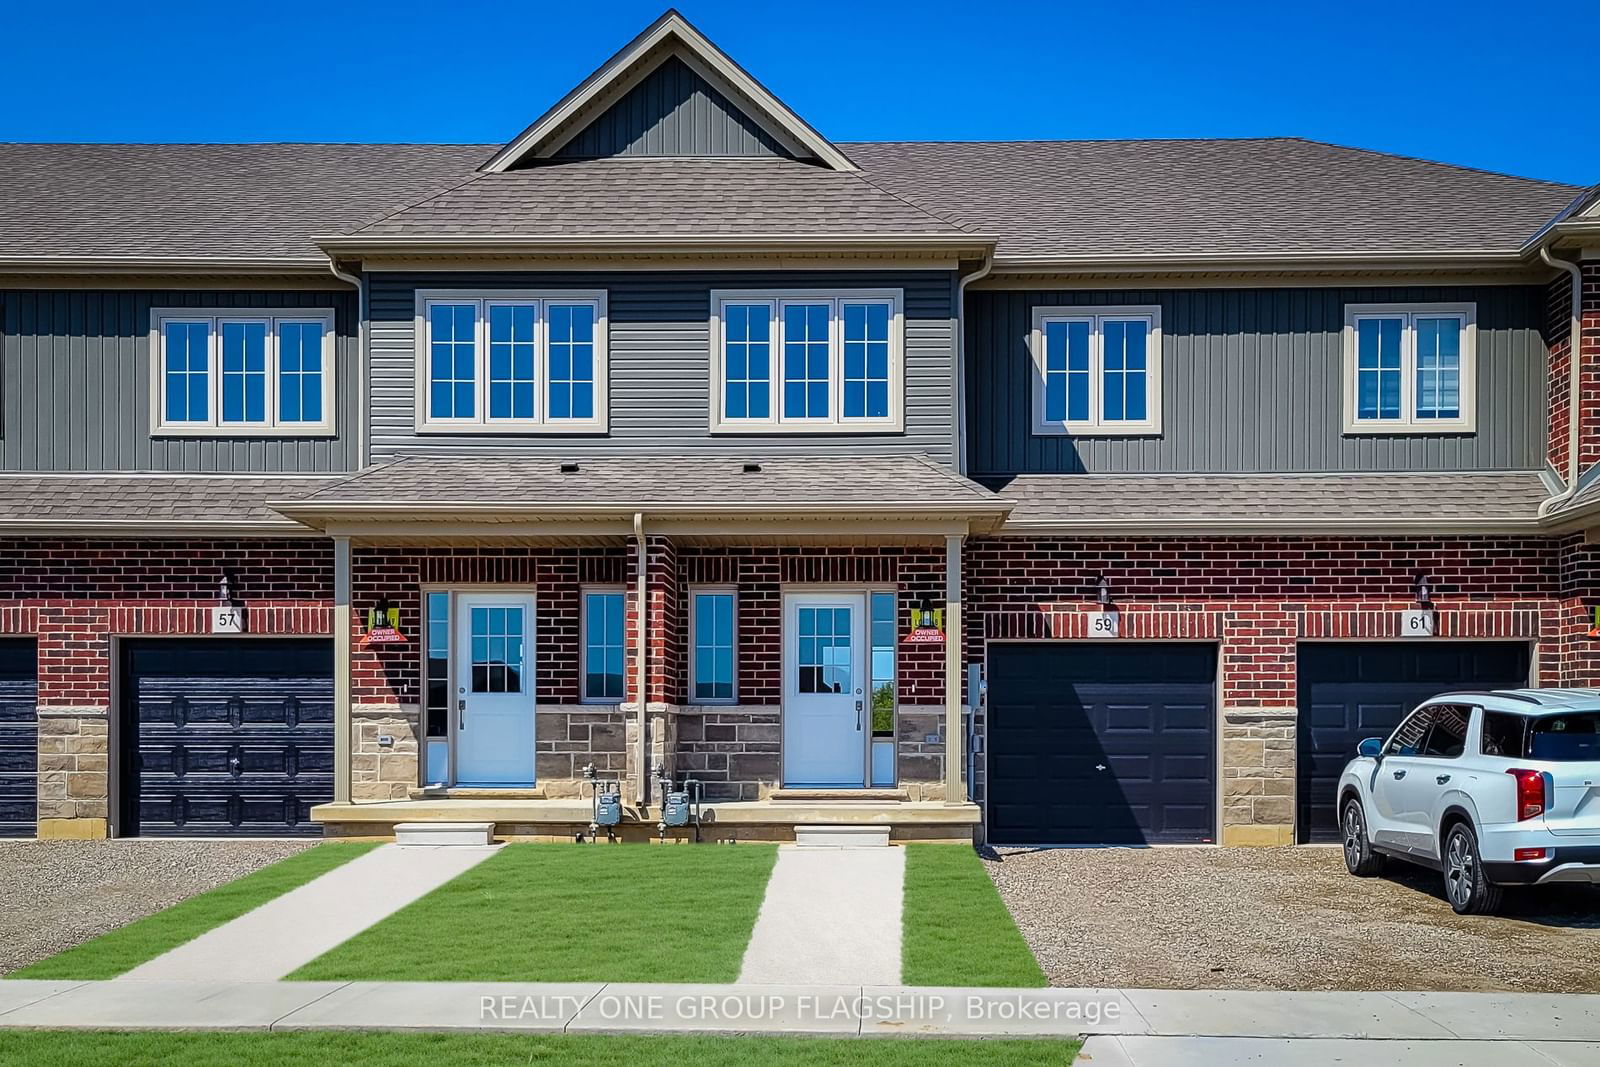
[9, 843, 378, 981]
[0, 1031, 1078, 1066]
[901, 847, 1046, 987]
[289, 843, 778, 982]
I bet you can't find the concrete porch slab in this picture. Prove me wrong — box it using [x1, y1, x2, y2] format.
[274, 980, 604, 1032]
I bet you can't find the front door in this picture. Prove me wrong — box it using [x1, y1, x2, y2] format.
[782, 593, 867, 787]
[454, 593, 536, 786]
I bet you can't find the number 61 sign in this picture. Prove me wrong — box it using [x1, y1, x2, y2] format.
[1401, 609, 1436, 638]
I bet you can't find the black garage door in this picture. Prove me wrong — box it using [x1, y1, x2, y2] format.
[1296, 641, 1530, 842]
[0, 640, 38, 838]
[120, 639, 333, 837]
[987, 643, 1217, 845]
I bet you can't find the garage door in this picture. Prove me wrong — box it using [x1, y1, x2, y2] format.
[1296, 642, 1530, 842]
[0, 640, 37, 838]
[987, 643, 1217, 845]
[120, 639, 334, 837]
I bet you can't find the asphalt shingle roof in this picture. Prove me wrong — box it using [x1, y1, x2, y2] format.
[843, 138, 1580, 258]
[0, 475, 342, 529]
[0, 143, 490, 263]
[279, 455, 1003, 517]
[352, 157, 973, 239]
[987, 471, 1552, 528]
[0, 138, 1581, 263]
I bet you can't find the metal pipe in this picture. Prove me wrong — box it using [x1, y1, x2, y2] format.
[325, 257, 367, 469]
[633, 511, 648, 806]
[1539, 247, 1585, 517]
[953, 254, 994, 476]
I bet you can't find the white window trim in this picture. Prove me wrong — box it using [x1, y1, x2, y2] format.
[1342, 302, 1477, 435]
[1029, 305, 1162, 436]
[148, 308, 337, 437]
[413, 289, 609, 434]
[688, 586, 738, 705]
[709, 288, 904, 434]
[579, 585, 627, 704]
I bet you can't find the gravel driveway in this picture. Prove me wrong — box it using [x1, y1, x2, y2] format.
[0, 839, 313, 975]
[987, 845, 1600, 992]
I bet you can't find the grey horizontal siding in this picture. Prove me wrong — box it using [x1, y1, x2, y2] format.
[368, 270, 956, 466]
[966, 285, 1548, 475]
[549, 56, 792, 161]
[0, 289, 358, 473]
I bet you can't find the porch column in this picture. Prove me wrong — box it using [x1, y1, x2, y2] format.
[333, 535, 352, 804]
[944, 534, 965, 804]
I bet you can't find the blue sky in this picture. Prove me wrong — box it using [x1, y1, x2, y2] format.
[4, 1, 1596, 185]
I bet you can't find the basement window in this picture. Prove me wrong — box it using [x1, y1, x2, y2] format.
[151, 309, 336, 436]
[1343, 303, 1476, 434]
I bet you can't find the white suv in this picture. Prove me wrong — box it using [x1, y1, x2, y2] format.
[1338, 688, 1600, 914]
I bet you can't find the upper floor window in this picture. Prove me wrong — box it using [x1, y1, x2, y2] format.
[1029, 305, 1162, 435]
[150, 309, 335, 436]
[1343, 303, 1476, 434]
[414, 290, 608, 433]
[710, 289, 903, 432]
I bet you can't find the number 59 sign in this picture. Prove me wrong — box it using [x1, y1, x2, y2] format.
[1086, 611, 1121, 639]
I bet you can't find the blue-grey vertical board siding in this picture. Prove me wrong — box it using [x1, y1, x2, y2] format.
[369, 270, 956, 466]
[0, 289, 358, 472]
[965, 285, 1547, 474]
[548, 55, 792, 160]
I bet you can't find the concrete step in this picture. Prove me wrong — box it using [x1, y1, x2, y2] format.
[793, 824, 891, 847]
[393, 821, 495, 847]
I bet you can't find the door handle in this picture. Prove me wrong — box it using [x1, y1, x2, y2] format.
[1436, 774, 1451, 785]
[458, 698, 466, 730]
[1393, 769, 1406, 780]
[856, 700, 863, 730]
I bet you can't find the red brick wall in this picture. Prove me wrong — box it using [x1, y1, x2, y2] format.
[351, 545, 626, 706]
[964, 535, 1600, 705]
[676, 545, 948, 704]
[0, 538, 332, 707]
[1546, 261, 1600, 476]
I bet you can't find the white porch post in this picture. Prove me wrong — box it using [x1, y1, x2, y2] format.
[333, 535, 352, 804]
[944, 534, 965, 804]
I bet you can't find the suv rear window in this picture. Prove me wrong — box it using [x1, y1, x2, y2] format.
[1530, 713, 1600, 762]
[1482, 710, 1600, 761]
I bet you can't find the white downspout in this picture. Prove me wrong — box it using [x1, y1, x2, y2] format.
[1539, 246, 1584, 517]
[326, 257, 367, 470]
[953, 254, 994, 476]
[633, 511, 649, 806]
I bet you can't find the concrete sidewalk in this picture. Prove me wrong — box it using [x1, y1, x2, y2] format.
[117, 843, 500, 982]
[737, 845, 904, 985]
[2, 979, 1598, 1055]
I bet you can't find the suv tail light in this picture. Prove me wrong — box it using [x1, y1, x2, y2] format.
[1507, 768, 1546, 821]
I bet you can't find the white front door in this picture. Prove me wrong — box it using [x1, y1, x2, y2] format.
[454, 593, 536, 786]
[783, 592, 868, 787]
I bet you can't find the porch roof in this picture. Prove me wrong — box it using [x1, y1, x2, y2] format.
[270, 455, 1010, 536]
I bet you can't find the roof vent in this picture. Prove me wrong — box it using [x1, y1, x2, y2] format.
[559, 461, 580, 474]
[742, 462, 762, 474]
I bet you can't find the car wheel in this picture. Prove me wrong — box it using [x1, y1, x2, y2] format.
[1341, 798, 1384, 876]
[1442, 822, 1503, 915]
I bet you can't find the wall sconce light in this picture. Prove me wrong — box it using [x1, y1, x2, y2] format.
[1096, 575, 1113, 608]
[218, 571, 238, 605]
[1414, 574, 1433, 608]
[917, 594, 938, 629]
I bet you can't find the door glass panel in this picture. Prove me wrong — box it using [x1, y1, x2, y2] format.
[1385, 707, 1433, 756]
[869, 592, 896, 736]
[798, 605, 852, 694]
[469, 605, 525, 694]
[1419, 705, 1469, 758]
[425, 592, 449, 738]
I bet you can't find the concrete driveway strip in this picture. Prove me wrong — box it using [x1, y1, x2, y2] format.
[1123, 988, 1458, 1039]
[1384, 992, 1600, 1041]
[737, 845, 904, 986]
[0, 980, 347, 1030]
[1105, 1036, 1600, 1066]
[566, 983, 866, 1036]
[118, 844, 500, 982]
[0, 981, 86, 1017]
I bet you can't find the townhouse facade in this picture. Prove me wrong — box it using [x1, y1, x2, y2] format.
[3, 11, 1600, 847]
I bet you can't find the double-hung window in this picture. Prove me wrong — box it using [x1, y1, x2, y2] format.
[1030, 305, 1162, 435]
[710, 289, 903, 431]
[1343, 303, 1476, 433]
[416, 290, 608, 432]
[150, 309, 335, 435]
[581, 588, 627, 702]
[689, 589, 737, 703]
